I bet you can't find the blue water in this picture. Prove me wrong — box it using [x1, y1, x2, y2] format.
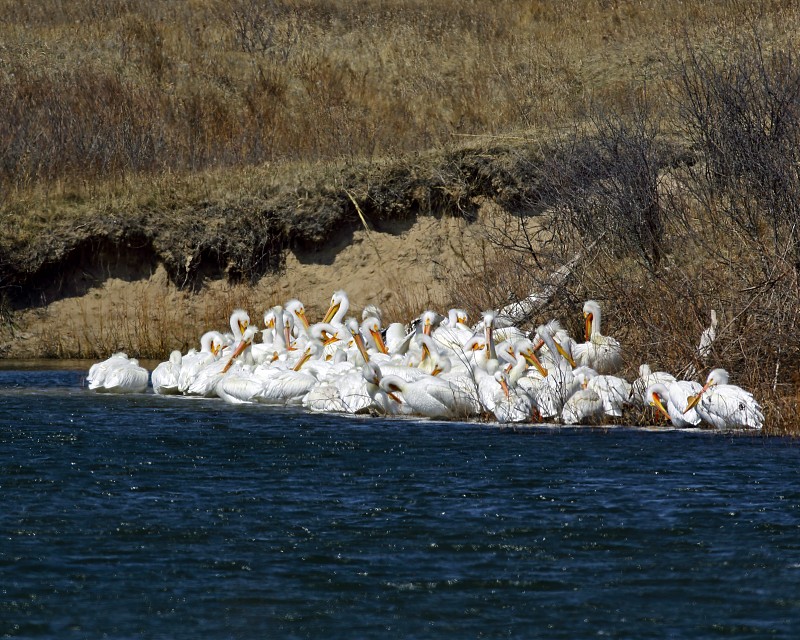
[2, 369, 800, 639]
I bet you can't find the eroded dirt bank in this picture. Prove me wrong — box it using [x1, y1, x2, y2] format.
[0, 200, 524, 359]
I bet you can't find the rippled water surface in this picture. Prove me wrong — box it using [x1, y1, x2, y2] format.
[3, 369, 800, 639]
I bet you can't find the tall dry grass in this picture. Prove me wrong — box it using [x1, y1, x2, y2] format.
[3, 0, 793, 199]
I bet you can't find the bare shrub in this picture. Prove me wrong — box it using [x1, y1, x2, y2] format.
[223, 0, 304, 62]
[674, 33, 800, 273]
[540, 102, 669, 271]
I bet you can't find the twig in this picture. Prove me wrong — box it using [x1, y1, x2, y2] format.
[344, 188, 383, 265]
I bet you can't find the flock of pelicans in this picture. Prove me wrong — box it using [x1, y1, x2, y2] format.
[86, 291, 765, 430]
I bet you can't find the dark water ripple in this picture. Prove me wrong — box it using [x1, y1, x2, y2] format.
[2, 370, 800, 638]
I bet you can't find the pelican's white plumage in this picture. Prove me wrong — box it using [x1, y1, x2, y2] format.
[630, 364, 676, 407]
[573, 300, 623, 374]
[87, 353, 148, 394]
[646, 380, 702, 428]
[530, 323, 577, 419]
[561, 369, 604, 425]
[689, 368, 763, 430]
[178, 331, 225, 394]
[151, 350, 182, 395]
[585, 370, 633, 418]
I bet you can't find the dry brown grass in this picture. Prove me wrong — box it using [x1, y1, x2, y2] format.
[3, 0, 798, 199]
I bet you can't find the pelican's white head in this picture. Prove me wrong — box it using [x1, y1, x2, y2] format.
[285, 299, 311, 331]
[263, 308, 276, 330]
[362, 317, 388, 354]
[645, 383, 671, 421]
[705, 368, 730, 386]
[200, 330, 225, 356]
[322, 290, 349, 325]
[583, 300, 602, 341]
[420, 310, 439, 336]
[362, 361, 382, 386]
[230, 309, 251, 340]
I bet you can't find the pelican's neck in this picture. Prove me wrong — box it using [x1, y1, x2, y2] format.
[539, 327, 562, 368]
[508, 354, 528, 383]
[586, 303, 602, 339]
[272, 307, 287, 351]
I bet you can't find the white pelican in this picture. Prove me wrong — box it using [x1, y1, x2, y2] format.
[214, 364, 263, 404]
[488, 370, 535, 423]
[362, 362, 404, 415]
[285, 299, 311, 339]
[183, 326, 258, 398]
[573, 300, 623, 374]
[177, 331, 225, 394]
[361, 316, 390, 357]
[222, 309, 251, 355]
[151, 350, 182, 395]
[87, 353, 148, 394]
[253, 368, 318, 406]
[561, 369, 604, 425]
[385, 322, 414, 355]
[87, 352, 129, 389]
[404, 310, 443, 366]
[530, 322, 578, 419]
[251, 308, 278, 364]
[685, 368, 764, 430]
[321, 290, 350, 327]
[532, 319, 577, 369]
[646, 380, 703, 428]
[580, 367, 633, 418]
[432, 308, 473, 351]
[697, 309, 718, 360]
[630, 364, 676, 407]
[379, 368, 480, 420]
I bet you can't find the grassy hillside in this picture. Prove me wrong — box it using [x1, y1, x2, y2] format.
[0, 0, 783, 190]
[2, 1, 800, 432]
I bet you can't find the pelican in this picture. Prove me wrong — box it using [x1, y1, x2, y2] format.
[379, 368, 480, 420]
[361, 316, 390, 357]
[573, 300, 623, 374]
[223, 309, 251, 354]
[432, 308, 473, 351]
[532, 319, 577, 369]
[385, 322, 415, 355]
[151, 350, 182, 395]
[321, 290, 350, 327]
[87, 352, 129, 389]
[87, 352, 148, 394]
[183, 326, 258, 398]
[530, 322, 578, 419]
[253, 367, 318, 406]
[285, 299, 312, 337]
[646, 380, 703, 428]
[685, 368, 763, 430]
[362, 362, 404, 415]
[561, 369, 604, 425]
[487, 370, 535, 423]
[177, 331, 225, 394]
[581, 367, 633, 418]
[251, 308, 278, 364]
[630, 364, 676, 407]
